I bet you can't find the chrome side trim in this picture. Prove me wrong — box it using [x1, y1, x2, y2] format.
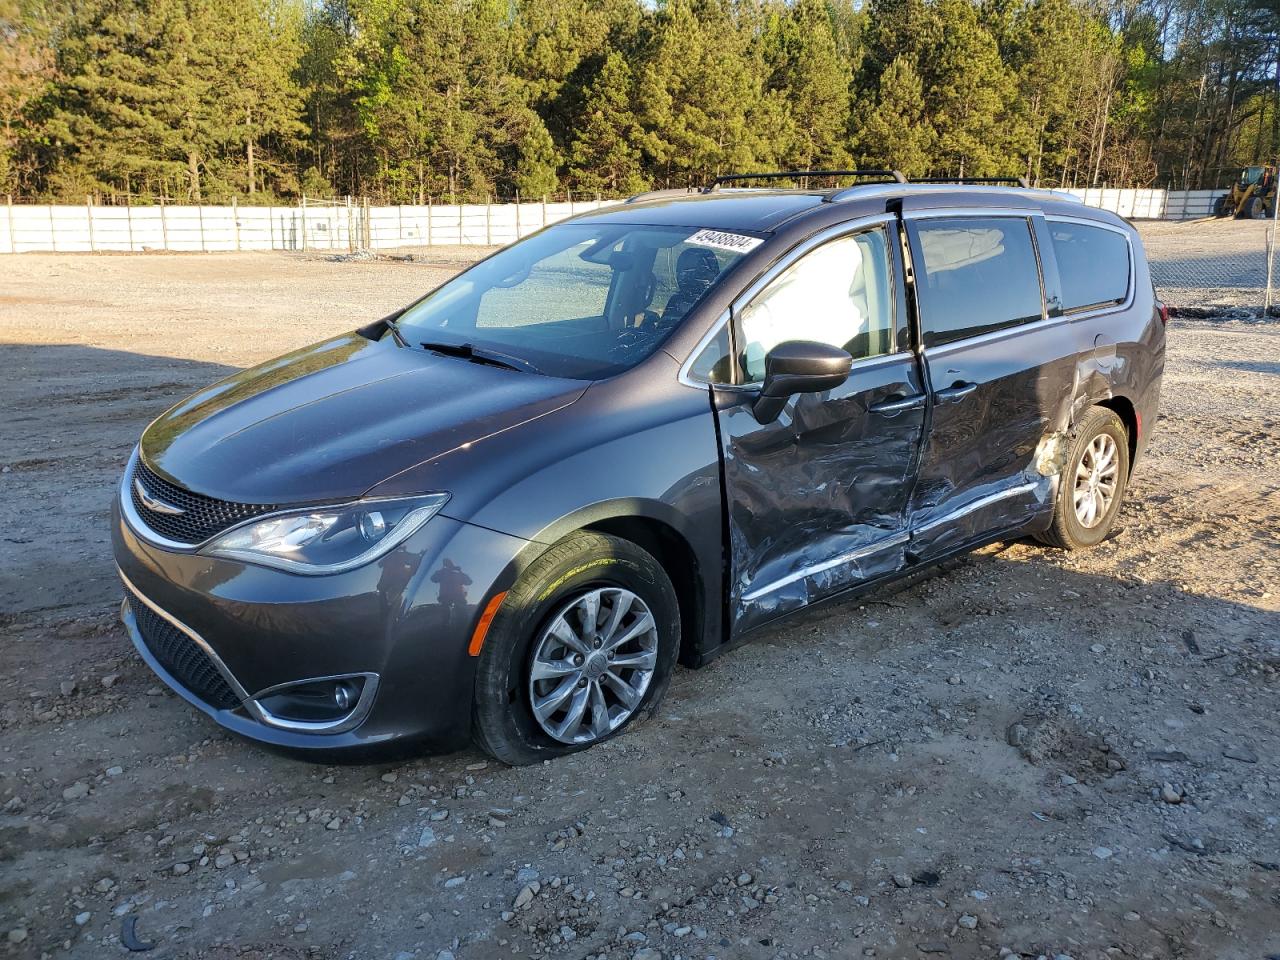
[118, 567, 252, 704]
[912, 481, 1041, 533]
[1044, 214, 1133, 235]
[922, 312, 1070, 359]
[678, 213, 897, 388]
[741, 531, 910, 602]
[249, 673, 380, 735]
[902, 206, 1040, 221]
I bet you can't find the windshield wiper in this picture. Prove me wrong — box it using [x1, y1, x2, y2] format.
[419, 341, 538, 374]
[384, 315, 408, 347]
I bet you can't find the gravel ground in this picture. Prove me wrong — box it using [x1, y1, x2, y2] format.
[1139, 218, 1275, 316]
[1, 247, 1278, 960]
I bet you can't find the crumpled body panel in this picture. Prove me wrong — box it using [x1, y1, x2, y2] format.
[906, 315, 1081, 560]
[715, 352, 926, 634]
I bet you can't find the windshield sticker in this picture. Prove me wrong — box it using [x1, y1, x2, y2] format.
[686, 229, 763, 254]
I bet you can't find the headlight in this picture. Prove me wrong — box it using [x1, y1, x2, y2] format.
[201, 494, 449, 574]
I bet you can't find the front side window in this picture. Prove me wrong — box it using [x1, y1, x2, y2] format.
[1048, 221, 1130, 313]
[913, 217, 1044, 348]
[396, 222, 753, 379]
[733, 228, 896, 384]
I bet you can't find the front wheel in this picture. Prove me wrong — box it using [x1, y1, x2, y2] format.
[1036, 407, 1130, 550]
[472, 531, 680, 765]
[1241, 195, 1268, 220]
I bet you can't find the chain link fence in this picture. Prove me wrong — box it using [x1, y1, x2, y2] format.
[1138, 218, 1278, 319]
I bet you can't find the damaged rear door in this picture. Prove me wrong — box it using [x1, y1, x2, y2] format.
[711, 217, 927, 634]
[903, 211, 1081, 559]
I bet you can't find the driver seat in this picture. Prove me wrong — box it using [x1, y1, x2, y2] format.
[662, 247, 721, 323]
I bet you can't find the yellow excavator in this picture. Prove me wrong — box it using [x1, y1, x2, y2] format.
[1215, 165, 1277, 219]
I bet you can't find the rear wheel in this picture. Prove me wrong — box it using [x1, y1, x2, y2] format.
[1214, 194, 1230, 217]
[472, 531, 680, 765]
[1036, 407, 1130, 550]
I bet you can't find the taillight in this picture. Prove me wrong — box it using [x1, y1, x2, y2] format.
[1156, 300, 1169, 326]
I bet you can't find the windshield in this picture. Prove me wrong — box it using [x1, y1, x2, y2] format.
[394, 222, 758, 379]
[1242, 166, 1266, 186]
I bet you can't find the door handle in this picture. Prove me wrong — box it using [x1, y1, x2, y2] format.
[868, 393, 926, 415]
[933, 381, 978, 403]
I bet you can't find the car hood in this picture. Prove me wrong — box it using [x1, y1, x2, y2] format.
[140, 333, 587, 504]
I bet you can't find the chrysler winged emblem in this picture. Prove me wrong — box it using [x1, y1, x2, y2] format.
[134, 477, 186, 516]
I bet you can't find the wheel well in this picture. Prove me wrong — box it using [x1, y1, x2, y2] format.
[584, 517, 703, 667]
[1093, 396, 1138, 466]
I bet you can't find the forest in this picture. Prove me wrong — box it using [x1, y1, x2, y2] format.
[0, 0, 1275, 203]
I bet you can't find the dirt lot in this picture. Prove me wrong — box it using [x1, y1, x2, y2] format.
[1141, 217, 1275, 316]
[1, 241, 1278, 960]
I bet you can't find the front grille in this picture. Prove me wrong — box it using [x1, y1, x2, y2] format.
[125, 586, 241, 710]
[130, 459, 278, 545]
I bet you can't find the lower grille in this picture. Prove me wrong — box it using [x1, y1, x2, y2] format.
[125, 587, 241, 710]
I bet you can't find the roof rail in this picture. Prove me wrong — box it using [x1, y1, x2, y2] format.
[622, 186, 702, 204]
[705, 169, 907, 191]
[912, 176, 1031, 188]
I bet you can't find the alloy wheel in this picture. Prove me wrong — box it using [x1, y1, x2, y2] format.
[1073, 433, 1119, 528]
[527, 587, 658, 745]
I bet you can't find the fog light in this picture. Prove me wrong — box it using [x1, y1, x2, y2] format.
[333, 681, 356, 711]
[254, 675, 369, 726]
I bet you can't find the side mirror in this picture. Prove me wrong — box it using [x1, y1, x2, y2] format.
[752, 340, 852, 424]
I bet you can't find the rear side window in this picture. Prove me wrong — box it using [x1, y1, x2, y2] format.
[913, 217, 1044, 348]
[1048, 222, 1131, 313]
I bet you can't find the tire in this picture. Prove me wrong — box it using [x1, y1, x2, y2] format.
[1240, 195, 1267, 220]
[1036, 407, 1130, 550]
[472, 531, 680, 765]
[1214, 195, 1230, 217]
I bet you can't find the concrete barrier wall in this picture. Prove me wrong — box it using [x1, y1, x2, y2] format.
[1059, 188, 1226, 220]
[0, 199, 613, 254]
[0, 190, 1233, 254]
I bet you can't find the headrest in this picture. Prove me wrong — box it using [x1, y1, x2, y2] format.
[676, 247, 720, 292]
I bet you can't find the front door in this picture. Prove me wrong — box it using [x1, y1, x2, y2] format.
[903, 213, 1082, 559]
[711, 221, 928, 634]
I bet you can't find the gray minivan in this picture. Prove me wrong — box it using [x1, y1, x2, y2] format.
[113, 172, 1165, 763]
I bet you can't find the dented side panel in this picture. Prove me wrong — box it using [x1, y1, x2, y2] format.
[906, 307, 1082, 559]
[715, 352, 927, 635]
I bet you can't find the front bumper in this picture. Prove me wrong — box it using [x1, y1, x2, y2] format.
[111, 496, 531, 755]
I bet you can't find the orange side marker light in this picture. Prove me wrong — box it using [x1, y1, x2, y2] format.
[468, 591, 508, 656]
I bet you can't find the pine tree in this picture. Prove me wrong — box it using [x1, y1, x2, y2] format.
[205, 0, 309, 199]
[1004, 0, 1094, 183]
[761, 0, 853, 170]
[567, 50, 645, 193]
[922, 0, 1020, 176]
[635, 0, 773, 185]
[298, 1, 363, 196]
[0, 0, 52, 195]
[512, 111, 561, 197]
[7, 0, 1275, 199]
[858, 0, 941, 88]
[853, 55, 935, 176]
[340, 0, 553, 200]
[43, 0, 217, 199]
